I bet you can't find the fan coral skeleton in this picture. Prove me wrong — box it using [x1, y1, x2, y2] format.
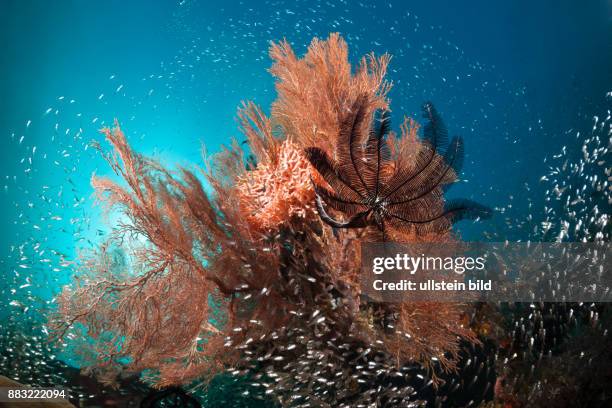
[52, 34, 489, 406]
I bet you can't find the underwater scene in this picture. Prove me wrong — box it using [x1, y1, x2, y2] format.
[1, 0, 611, 407]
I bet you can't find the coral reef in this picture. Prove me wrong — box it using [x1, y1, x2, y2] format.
[51, 34, 488, 406]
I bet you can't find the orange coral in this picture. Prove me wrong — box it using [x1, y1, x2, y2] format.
[51, 34, 483, 404]
[236, 139, 315, 232]
[53, 124, 240, 385]
[270, 33, 391, 153]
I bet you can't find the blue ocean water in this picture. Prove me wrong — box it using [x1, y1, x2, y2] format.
[0, 0, 611, 405]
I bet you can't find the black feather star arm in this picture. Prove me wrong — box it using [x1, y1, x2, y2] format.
[336, 95, 371, 198]
[363, 109, 392, 197]
[387, 135, 464, 204]
[314, 194, 370, 228]
[380, 102, 450, 199]
[304, 147, 365, 201]
[312, 182, 367, 216]
[441, 199, 493, 223]
[421, 101, 449, 151]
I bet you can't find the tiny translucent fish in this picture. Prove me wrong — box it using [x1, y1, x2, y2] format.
[9, 300, 24, 308]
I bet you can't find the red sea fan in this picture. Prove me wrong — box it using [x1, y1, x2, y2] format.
[52, 124, 236, 385]
[51, 34, 488, 406]
[270, 32, 391, 153]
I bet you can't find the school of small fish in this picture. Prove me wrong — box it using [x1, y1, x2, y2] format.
[1, 1, 610, 406]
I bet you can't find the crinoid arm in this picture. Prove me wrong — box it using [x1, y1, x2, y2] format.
[363, 109, 392, 197]
[386, 197, 493, 235]
[305, 147, 365, 201]
[312, 182, 367, 215]
[339, 95, 372, 196]
[382, 102, 452, 199]
[314, 193, 370, 228]
[387, 135, 464, 205]
[442, 198, 493, 223]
